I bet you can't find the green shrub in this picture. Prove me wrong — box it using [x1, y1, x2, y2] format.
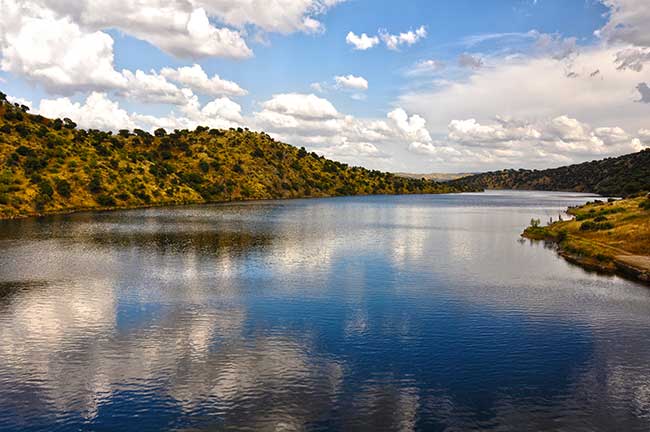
[580, 221, 614, 231]
[54, 178, 72, 198]
[88, 175, 102, 194]
[198, 160, 210, 173]
[95, 194, 116, 206]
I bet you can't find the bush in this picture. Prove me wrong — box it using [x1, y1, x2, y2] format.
[95, 194, 116, 206]
[55, 178, 72, 198]
[63, 118, 77, 129]
[38, 180, 54, 198]
[88, 175, 102, 194]
[16, 145, 34, 157]
[199, 160, 210, 173]
[580, 221, 614, 231]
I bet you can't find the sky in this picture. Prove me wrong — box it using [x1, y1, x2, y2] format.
[1, 0, 649, 173]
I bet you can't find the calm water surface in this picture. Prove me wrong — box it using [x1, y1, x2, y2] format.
[1, 191, 650, 431]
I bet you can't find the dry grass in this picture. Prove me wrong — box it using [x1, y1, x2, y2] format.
[523, 195, 650, 276]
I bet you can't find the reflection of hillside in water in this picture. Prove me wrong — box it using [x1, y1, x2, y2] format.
[1, 192, 650, 431]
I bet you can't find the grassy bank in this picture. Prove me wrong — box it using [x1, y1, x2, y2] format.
[522, 195, 650, 284]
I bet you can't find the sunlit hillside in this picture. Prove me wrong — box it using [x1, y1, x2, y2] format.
[0, 94, 474, 218]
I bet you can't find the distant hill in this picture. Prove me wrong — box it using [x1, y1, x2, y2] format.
[395, 172, 475, 182]
[0, 94, 475, 219]
[449, 150, 650, 197]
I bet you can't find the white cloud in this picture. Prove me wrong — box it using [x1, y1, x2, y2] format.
[444, 115, 644, 159]
[253, 93, 442, 168]
[614, 48, 650, 71]
[160, 64, 247, 97]
[196, 0, 346, 34]
[259, 93, 339, 120]
[407, 59, 444, 76]
[121, 69, 190, 105]
[0, 8, 126, 93]
[6, 95, 32, 109]
[598, 1, 650, 71]
[37, 92, 136, 130]
[345, 31, 379, 50]
[458, 53, 483, 69]
[379, 26, 427, 50]
[310, 82, 324, 93]
[400, 46, 650, 137]
[597, 0, 650, 47]
[34, 91, 244, 133]
[334, 74, 368, 91]
[4, 1, 252, 60]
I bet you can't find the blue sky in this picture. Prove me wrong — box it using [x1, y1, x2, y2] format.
[1, 0, 648, 172]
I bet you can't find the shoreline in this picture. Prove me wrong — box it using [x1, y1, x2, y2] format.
[522, 196, 650, 286]
[0, 190, 468, 221]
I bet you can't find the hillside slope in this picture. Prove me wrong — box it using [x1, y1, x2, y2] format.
[449, 150, 650, 196]
[0, 97, 474, 219]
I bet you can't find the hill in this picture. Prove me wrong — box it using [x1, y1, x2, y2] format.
[0, 94, 475, 219]
[449, 150, 650, 197]
[394, 172, 474, 182]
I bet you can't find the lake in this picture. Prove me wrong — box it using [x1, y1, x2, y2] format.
[1, 191, 650, 431]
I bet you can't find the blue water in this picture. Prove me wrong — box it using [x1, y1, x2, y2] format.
[1, 191, 650, 431]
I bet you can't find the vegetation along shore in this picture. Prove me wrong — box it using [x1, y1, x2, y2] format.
[523, 195, 650, 284]
[0, 93, 477, 219]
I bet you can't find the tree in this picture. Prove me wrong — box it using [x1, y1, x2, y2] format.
[63, 118, 77, 129]
[55, 178, 72, 198]
[154, 128, 167, 137]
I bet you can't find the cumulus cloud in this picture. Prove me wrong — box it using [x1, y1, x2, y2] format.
[597, 0, 650, 47]
[0, 8, 126, 93]
[160, 64, 247, 97]
[258, 93, 339, 120]
[345, 31, 379, 50]
[253, 93, 447, 167]
[120, 70, 190, 105]
[37, 92, 136, 130]
[34, 91, 243, 133]
[445, 115, 644, 158]
[334, 74, 368, 91]
[379, 26, 427, 50]
[400, 46, 650, 137]
[2, 1, 252, 60]
[346, 26, 426, 51]
[598, 1, 650, 72]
